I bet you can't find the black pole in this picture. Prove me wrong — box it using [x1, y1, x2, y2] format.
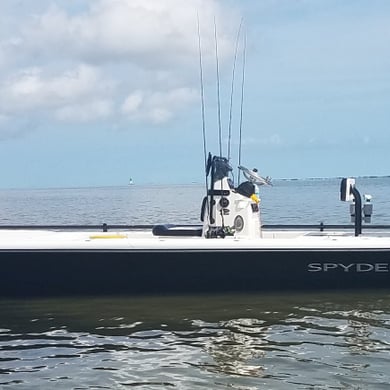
[350, 185, 362, 236]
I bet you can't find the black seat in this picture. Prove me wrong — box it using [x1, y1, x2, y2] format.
[152, 224, 203, 237]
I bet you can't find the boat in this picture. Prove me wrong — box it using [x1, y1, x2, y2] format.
[0, 154, 389, 297]
[1, 25, 389, 297]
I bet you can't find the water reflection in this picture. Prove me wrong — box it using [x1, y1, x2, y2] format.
[0, 291, 390, 389]
[189, 318, 267, 377]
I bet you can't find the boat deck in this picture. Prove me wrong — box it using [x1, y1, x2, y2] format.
[1, 226, 390, 250]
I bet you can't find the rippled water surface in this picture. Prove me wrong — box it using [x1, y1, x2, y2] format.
[1, 292, 390, 389]
[1, 178, 390, 388]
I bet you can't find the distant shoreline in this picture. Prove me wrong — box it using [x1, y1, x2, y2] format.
[1, 175, 390, 191]
[278, 175, 390, 182]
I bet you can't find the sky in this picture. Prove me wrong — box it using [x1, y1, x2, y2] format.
[0, 0, 389, 188]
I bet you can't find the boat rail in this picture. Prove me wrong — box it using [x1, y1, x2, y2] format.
[0, 223, 390, 232]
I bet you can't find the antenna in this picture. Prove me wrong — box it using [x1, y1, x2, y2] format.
[227, 18, 243, 161]
[214, 17, 223, 157]
[237, 31, 247, 184]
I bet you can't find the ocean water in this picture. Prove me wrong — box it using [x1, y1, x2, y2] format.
[1, 177, 390, 389]
[1, 176, 389, 226]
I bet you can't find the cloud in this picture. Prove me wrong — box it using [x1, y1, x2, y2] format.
[55, 99, 113, 123]
[0, 0, 239, 137]
[121, 87, 197, 123]
[0, 64, 112, 114]
[18, 0, 235, 67]
[122, 91, 143, 115]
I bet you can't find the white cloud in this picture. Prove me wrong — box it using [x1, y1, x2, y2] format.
[122, 87, 197, 123]
[0, 64, 112, 115]
[15, 0, 236, 68]
[55, 99, 113, 123]
[0, 0, 239, 135]
[122, 91, 144, 114]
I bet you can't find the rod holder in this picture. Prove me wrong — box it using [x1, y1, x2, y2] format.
[349, 185, 362, 237]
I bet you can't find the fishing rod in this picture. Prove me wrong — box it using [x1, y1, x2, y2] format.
[197, 16, 208, 178]
[197, 16, 249, 228]
[227, 18, 243, 162]
[237, 31, 247, 184]
[213, 17, 223, 158]
[197, 14, 210, 223]
[197, 17, 230, 229]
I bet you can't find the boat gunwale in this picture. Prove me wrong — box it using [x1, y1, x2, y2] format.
[1, 224, 390, 231]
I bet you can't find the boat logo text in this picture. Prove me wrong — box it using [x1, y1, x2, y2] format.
[308, 263, 389, 272]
